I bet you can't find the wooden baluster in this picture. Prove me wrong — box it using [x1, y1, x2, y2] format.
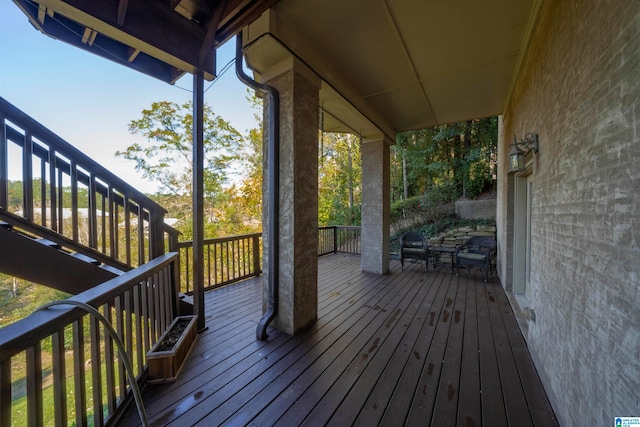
[103, 303, 116, 416]
[154, 272, 162, 333]
[147, 278, 156, 343]
[0, 113, 7, 208]
[185, 247, 192, 294]
[40, 157, 46, 226]
[23, 132, 34, 221]
[73, 318, 87, 427]
[134, 283, 144, 373]
[88, 175, 98, 249]
[206, 242, 212, 288]
[0, 356, 11, 427]
[52, 329, 67, 426]
[109, 187, 116, 259]
[225, 241, 230, 283]
[89, 315, 103, 427]
[124, 195, 131, 266]
[141, 280, 150, 358]
[124, 289, 134, 384]
[212, 243, 218, 288]
[49, 150, 58, 232]
[70, 162, 79, 242]
[137, 206, 145, 266]
[26, 343, 43, 427]
[100, 191, 107, 254]
[253, 234, 261, 277]
[57, 168, 64, 235]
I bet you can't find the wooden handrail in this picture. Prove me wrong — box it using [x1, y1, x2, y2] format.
[176, 227, 361, 293]
[0, 97, 164, 213]
[177, 232, 263, 294]
[0, 97, 178, 268]
[0, 253, 179, 426]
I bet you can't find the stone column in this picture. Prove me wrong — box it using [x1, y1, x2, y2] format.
[361, 138, 390, 274]
[262, 60, 320, 335]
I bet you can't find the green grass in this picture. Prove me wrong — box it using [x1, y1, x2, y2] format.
[0, 275, 70, 328]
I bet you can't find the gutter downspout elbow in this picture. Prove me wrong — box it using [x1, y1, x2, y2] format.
[235, 34, 280, 341]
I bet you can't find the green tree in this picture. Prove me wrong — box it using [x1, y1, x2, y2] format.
[318, 133, 362, 225]
[117, 101, 244, 237]
[394, 117, 497, 203]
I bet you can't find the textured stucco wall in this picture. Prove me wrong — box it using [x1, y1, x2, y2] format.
[262, 66, 319, 335]
[498, 1, 640, 424]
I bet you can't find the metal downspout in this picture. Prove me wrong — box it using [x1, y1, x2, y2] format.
[235, 33, 280, 341]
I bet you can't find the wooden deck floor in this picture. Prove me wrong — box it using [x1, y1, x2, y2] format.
[119, 254, 558, 427]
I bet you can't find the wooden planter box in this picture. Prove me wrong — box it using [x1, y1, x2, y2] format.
[146, 315, 198, 384]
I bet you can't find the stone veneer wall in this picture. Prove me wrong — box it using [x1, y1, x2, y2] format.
[427, 225, 496, 269]
[496, 0, 640, 425]
[455, 199, 496, 220]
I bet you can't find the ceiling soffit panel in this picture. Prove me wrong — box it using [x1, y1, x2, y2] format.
[252, 6, 397, 142]
[424, 56, 518, 126]
[266, 0, 538, 134]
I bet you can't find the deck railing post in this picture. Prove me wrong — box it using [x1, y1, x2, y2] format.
[333, 226, 338, 254]
[149, 209, 166, 259]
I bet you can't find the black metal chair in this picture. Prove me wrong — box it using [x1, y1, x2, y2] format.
[400, 231, 428, 271]
[455, 236, 496, 282]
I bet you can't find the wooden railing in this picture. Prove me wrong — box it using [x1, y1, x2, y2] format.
[0, 253, 179, 427]
[177, 233, 262, 295]
[176, 226, 361, 293]
[0, 97, 172, 268]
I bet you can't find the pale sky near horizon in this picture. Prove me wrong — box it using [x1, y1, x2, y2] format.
[0, 2, 258, 194]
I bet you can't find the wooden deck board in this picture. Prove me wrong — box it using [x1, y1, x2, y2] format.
[119, 254, 558, 427]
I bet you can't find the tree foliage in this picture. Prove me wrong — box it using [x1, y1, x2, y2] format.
[393, 117, 497, 203]
[117, 100, 248, 236]
[318, 132, 362, 226]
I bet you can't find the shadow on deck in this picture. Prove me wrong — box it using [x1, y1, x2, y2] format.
[120, 253, 557, 426]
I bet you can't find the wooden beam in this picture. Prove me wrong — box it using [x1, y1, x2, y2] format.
[199, 0, 229, 66]
[81, 28, 98, 46]
[214, 0, 279, 45]
[127, 47, 141, 62]
[13, 0, 192, 83]
[117, 0, 129, 26]
[38, 4, 46, 23]
[25, 0, 216, 77]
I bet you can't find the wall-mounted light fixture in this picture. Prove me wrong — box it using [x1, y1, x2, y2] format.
[509, 133, 539, 173]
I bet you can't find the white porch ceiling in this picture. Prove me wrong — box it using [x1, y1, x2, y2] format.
[247, 0, 540, 140]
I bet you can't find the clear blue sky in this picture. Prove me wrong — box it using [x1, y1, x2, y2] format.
[0, 2, 257, 193]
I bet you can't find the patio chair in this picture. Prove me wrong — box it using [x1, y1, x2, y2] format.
[400, 231, 428, 271]
[455, 236, 496, 282]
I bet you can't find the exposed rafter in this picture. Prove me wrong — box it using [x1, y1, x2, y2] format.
[12, 0, 278, 84]
[117, 0, 129, 26]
